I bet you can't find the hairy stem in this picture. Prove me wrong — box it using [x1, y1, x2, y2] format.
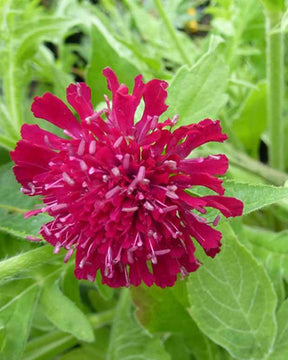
[266, 10, 284, 170]
[0, 245, 61, 281]
[225, 144, 288, 186]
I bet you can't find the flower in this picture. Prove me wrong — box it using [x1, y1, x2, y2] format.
[11, 67, 243, 288]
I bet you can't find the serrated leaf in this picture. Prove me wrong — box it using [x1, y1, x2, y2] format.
[166, 54, 229, 126]
[0, 284, 39, 360]
[187, 223, 277, 360]
[108, 289, 170, 360]
[40, 279, 94, 343]
[223, 180, 288, 215]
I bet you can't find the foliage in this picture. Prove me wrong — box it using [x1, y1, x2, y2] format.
[1, 0, 288, 359]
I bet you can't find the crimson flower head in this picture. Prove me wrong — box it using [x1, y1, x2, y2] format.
[11, 68, 243, 288]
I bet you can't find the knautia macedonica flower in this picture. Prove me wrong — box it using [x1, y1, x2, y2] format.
[11, 68, 243, 288]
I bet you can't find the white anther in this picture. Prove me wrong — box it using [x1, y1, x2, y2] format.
[77, 139, 85, 156]
[89, 140, 96, 154]
[111, 167, 120, 177]
[113, 136, 123, 148]
[144, 201, 154, 211]
[80, 160, 88, 171]
[62, 172, 75, 186]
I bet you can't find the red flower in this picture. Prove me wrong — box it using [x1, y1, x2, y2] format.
[11, 68, 243, 288]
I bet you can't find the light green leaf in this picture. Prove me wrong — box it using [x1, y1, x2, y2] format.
[166, 54, 229, 125]
[59, 328, 110, 360]
[187, 223, 277, 360]
[0, 284, 39, 360]
[0, 163, 51, 239]
[40, 279, 94, 343]
[86, 22, 140, 106]
[223, 180, 288, 215]
[268, 299, 288, 360]
[244, 226, 288, 282]
[108, 289, 170, 360]
[95, 272, 114, 301]
[14, 18, 78, 63]
[232, 82, 267, 157]
[23, 330, 75, 360]
[258, 0, 285, 12]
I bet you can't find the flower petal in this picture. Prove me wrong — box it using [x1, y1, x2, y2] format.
[178, 154, 228, 176]
[201, 196, 244, 217]
[31, 93, 81, 137]
[66, 83, 94, 121]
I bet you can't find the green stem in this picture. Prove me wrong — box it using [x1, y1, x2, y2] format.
[23, 310, 115, 360]
[0, 245, 61, 281]
[225, 144, 288, 186]
[266, 10, 284, 170]
[153, 0, 191, 66]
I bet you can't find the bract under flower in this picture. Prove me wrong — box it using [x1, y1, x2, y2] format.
[11, 67, 243, 288]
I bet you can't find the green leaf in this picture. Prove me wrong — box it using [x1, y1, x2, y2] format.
[0, 284, 39, 360]
[187, 223, 277, 360]
[166, 54, 229, 126]
[86, 22, 140, 106]
[258, 0, 285, 12]
[164, 335, 191, 360]
[23, 330, 75, 360]
[223, 180, 288, 215]
[95, 272, 114, 301]
[40, 279, 95, 343]
[131, 281, 221, 360]
[232, 82, 267, 157]
[61, 263, 83, 310]
[244, 226, 288, 282]
[14, 18, 78, 63]
[59, 327, 110, 360]
[0, 163, 51, 239]
[268, 299, 288, 360]
[108, 289, 170, 360]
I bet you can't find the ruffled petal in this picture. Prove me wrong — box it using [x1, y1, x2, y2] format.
[135, 79, 168, 140]
[20, 124, 65, 150]
[169, 119, 227, 159]
[11, 140, 54, 170]
[184, 212, 222, 257]
[201, 196, 244, 217]
[31, 93, 81, 137]
[66, 83, 94, 121]
[103, 68, 144, 134]
[178, 154, 228, 176]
